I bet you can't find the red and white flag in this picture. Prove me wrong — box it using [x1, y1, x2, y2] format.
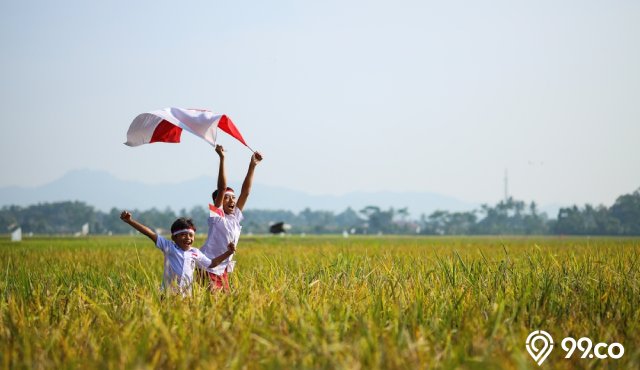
[125, 107, 250, 149]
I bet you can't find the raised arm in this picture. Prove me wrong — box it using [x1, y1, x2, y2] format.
[213, 145, 227, 208]
[236, 151, 263, 211]
[120, 211, 158, 243]
[208, 242, 236, 268]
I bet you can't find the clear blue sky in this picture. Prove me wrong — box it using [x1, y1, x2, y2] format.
[1, 0, 639, 207]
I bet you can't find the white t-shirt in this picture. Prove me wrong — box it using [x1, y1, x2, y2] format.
[199, 204, 243, 275]
[156, 235, 212, 294]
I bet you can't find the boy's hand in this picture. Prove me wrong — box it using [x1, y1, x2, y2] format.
[251, 151, 263, 166]
[120, 211, 132, 222]
[227, 242, 236, 254]
[215, 145, 225, 158]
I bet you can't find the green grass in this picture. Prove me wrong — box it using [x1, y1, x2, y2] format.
[1, 235, 639, 369]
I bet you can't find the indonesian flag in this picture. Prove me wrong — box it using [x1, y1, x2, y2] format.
[209, 203, 225, 218]
[125, 107, 250, 149]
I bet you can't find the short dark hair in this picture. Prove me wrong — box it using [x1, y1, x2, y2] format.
[212, 187, 235, 202]
[170, 217, 196, 234]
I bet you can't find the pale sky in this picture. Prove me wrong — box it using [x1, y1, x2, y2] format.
[1, 0, 639, 207]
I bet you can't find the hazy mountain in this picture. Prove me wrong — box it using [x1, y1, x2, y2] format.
[0, 169, 482, 217]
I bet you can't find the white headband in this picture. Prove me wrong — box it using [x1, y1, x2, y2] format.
[172, 228, 195, 236]
[224, 190, 235, 196]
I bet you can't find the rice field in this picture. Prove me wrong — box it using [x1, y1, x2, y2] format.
[1, 235, 639, 369]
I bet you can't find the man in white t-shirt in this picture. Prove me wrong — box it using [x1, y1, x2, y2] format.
[199, 144, 263, 291]
[120, 210, 235, 296]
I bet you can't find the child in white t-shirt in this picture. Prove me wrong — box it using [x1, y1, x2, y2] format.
[120, 210, 235, 295]
[199, 144, 262, 291]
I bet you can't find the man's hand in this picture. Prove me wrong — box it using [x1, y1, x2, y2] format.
[120, 211, 132, 222]
[215, 144, 225, 158]
[250, 151, 263, 166]
[227, 242, 236, 254]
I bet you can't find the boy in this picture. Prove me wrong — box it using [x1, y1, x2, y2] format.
[120, 210, 235, 295]
[199, 144, 263, 291]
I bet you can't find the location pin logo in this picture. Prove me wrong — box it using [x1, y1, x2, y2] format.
[526, 330, 554, 366]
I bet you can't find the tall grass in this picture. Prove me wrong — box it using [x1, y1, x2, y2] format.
[1, 236, 639, 369]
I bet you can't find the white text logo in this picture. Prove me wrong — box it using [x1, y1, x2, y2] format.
[526, 330, 625, 366]
[526, 330, 554, 366]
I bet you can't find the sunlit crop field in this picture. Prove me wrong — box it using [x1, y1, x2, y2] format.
[1, 235, 639, 369]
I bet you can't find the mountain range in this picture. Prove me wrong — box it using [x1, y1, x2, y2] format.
[0, 169, 489, 218]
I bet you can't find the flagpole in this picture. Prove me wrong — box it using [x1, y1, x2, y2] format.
[211, 140, 255, 153]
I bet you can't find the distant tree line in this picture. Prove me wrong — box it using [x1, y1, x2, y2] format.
[1, 188, 639, 236]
